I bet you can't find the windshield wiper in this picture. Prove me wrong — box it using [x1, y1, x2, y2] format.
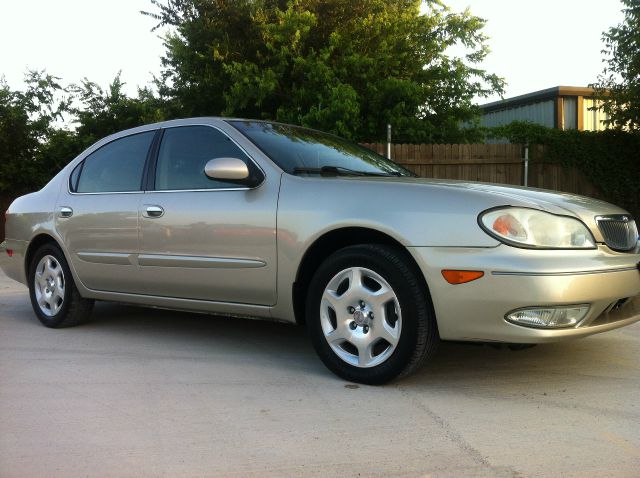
[292, 166, 402, 177]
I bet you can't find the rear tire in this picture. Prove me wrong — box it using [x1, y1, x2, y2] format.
[306, 244, 438, 384]
[28, 243, 94, 328]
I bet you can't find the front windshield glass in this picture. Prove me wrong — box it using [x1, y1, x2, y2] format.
[228, 121, 415, 177]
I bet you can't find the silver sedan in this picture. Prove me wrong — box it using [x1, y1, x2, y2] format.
[1, 117, 639, 383]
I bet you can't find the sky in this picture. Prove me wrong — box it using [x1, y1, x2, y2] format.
[443, 0, 625, 102]
[0, 0, 626, 105]
[0, 0, 164, 95]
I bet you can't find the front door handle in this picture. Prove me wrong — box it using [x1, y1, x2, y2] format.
[59, 206, 73, 218]
[144, 205, 164, 218]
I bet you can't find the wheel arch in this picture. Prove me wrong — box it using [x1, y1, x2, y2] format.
[24, 233, 64, 279]
[292, 227, 431, 325]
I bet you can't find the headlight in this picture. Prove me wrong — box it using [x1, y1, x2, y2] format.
[479, 207, 596, 249]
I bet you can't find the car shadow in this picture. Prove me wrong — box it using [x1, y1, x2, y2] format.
[80, 301, 639, 389]
[83, 301, 328, 377]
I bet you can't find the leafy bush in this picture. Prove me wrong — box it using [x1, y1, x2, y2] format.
[0, 72, 167, 196]
[0, 72, 73, 195]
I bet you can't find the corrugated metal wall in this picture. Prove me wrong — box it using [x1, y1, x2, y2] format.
[583, 98, 609, 131]
[481, 96, 610, 132]
[480, 100, 555, 128]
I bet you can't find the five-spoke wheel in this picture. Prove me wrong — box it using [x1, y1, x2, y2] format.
[28, 243, 94, 328]
[33, 255, 66, 317]
[307, 244, 439, 384]
[321, 267, 401, 368]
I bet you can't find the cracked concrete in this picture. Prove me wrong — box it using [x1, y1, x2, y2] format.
[1, 269, 639, 477]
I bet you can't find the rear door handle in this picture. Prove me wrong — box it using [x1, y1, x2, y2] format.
[144, 205, 164, 218]
[59, 206, 73, 218]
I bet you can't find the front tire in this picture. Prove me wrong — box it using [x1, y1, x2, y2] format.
[306, 244, 438, 384]
[28, 243, 94, 328]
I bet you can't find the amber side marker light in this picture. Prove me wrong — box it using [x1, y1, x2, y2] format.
[441, 270, 484, 284]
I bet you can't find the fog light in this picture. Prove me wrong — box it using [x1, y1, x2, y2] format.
[505, 305, 590, 329]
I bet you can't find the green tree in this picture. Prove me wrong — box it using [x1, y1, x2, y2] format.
[0, 71, 166, 196]
[71, 72, 166, 146]
[592, 0, 640, 130]
[0, 71, 72, 194]
[145, 0, 504, 142]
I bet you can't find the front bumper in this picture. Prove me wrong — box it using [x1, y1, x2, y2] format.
[409, 245, 640, 343]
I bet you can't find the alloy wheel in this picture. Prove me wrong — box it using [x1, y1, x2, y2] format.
[33, 255, 65, 317]
[320, 267, 402, 368]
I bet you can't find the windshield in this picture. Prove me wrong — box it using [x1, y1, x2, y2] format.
[228, 121, 415, 177]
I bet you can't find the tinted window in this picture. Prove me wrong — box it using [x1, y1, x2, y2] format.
[76, 132, 155, 193]
[228, 121, 413, 177]
[155, 126, 256, 190]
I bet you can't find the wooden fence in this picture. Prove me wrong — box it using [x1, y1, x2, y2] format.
[361, 143, 601, 199]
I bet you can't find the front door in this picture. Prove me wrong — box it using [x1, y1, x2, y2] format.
[139, 125, 278, 305]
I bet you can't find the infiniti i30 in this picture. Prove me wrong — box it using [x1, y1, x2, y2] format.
[2, 118, 639, 383]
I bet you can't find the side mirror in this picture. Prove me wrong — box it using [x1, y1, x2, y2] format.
[204, 157, 249, 181]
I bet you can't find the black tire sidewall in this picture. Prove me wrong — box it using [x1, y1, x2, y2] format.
[28, 244, 75, 327]
[306, 245, 429, 384]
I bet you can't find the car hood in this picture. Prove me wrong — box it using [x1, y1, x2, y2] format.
[354, 176, 629, 242]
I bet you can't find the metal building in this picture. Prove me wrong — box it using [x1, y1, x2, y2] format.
[480, 86, 609, 131]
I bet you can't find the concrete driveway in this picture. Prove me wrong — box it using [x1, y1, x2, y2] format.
[1, 269, 639, 477]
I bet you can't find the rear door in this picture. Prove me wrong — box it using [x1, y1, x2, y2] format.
[56, 130, 157, 293]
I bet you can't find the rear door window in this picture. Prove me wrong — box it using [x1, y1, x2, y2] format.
[75, 131, 155, 193]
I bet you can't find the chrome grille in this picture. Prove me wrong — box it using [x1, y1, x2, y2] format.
[595, 215, 639, 251]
